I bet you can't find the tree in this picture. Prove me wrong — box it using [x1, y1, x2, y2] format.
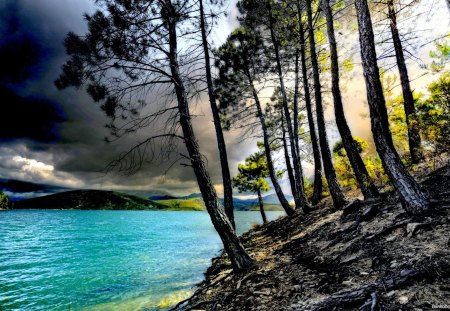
[0, 192, 12, 210]
[233, 152, 272, 223]
[265, 0, 311, 212]
[215, 27, 296, 216]
[199, 0, 235, 229]
[354, 0, 430, 214]
[306, 0, 347, 209]
[295, 0, 323, 205]
[386, 0, 424, 164]
[265, 89, 299, 201]
[236, 0, 310, 212]
[321, 0, 379, 200]
[56, 0, 253, 272]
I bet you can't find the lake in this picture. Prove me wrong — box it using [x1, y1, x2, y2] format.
[0, 210, 284, 310]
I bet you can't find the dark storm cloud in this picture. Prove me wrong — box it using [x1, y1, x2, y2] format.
[0, 2, 45, 84]
[0, 85, 65, 142]
[0, 0, 251, 195]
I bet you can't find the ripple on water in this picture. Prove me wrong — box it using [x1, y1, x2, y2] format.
[0, 210, 285, 310]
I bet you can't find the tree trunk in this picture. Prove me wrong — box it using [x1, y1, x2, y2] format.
[306, 0, 347, 209]
[387, 0, 424, 164]
[282, 112, 299, 198]
[293, 51, 301, 160]
[354, 0, 430, 215]
[199, 0, 235, 229]
[297, 1, 323, 205]
[244, 67, 296, 216]
[322, 0, 379, 200]
[267, 1, 311, 213]
[166, 10, 254, 271]
[257, 189, 268, 224]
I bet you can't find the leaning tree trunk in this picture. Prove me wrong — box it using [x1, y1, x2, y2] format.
[167, 13, 254, 272]
[322, 0, 379, 200]
[244, 67, 296, 216]
[257, 189, 268, 224]
[199, 0, 235, 229]
[354, 0, 430, 215]
[297, 1, 323, 205]
[267, 1, 310, 213]
[306, 0, 347, 209]
[387, 0, 424, 164]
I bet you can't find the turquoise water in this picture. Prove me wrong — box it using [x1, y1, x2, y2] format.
[0, 210, 284, 310]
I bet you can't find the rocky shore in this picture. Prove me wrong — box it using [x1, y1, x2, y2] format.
[172, 165, 450, 310]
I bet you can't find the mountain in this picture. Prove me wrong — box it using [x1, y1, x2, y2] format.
[261, 193, 294, 205]
[148, 195, 177, 201]
[0, 178, 69, 200]
[178, 193, 203, 199]
[148, 193, 286, 211]
[14, 190, 157, 210]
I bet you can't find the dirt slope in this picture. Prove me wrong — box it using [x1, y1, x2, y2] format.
[173, 165, 450, 311]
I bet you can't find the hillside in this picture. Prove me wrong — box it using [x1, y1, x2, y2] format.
[173, 165, 450, 311]
[14, 190, 156, 210]
[148, 194, 288, 211]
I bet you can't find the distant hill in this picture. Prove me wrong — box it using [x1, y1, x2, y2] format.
[152, 197, 206, 211]
[261, 193, 294, 205]
[148, 194, 177, 201]
[178, 193, 203, 199]
[0, 178, 69, 201]
[147, 193, 288, 211]
[10, 186, 288, 211]
[15, 190, 157, 210]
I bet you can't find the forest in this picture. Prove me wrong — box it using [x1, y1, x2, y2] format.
[54, 0, 450, 309]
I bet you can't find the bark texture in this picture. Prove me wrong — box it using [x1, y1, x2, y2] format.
[387, 0, 424, 164]
[322, 0, 379, 200]
[167, 7, 254, 271]
[297, 1, 323, 205]
[355, 0, 430, 215]
[257, 189, 268, 224]
[199, 0, 235, 229]
[267, 1, 310, 213]
[282, 115, 299, 199]
[306, 0, 347, 209]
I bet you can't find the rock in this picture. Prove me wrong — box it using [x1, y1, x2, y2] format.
[390, 260, 399, 268]
[293, 285, 302, 291]
[386, 290, 397, 297]
[398, 296, 409, 304]
[407, 223, 422, 236]
[386, 236, 397, 242]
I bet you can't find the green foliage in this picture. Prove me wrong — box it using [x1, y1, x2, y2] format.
[429, 35, 450, 73]
[332, 137, 368, 157]
[0, 192, 12, 210]
[332, 138, 389, 189]
[381, 72, 415, 157]
[233, 152, 270, 194]
[155, 198, 205, 211]
[416, 72, 450, 156]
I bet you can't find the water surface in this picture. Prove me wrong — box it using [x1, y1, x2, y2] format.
[0, 210, 284, 310]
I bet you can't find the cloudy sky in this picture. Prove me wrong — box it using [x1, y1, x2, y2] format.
[0, 0, 448, 197]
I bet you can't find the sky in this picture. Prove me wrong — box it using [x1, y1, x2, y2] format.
[0, 0, 448, 198]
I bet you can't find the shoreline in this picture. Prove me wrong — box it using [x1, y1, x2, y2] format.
[172, 165, 450, 310]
